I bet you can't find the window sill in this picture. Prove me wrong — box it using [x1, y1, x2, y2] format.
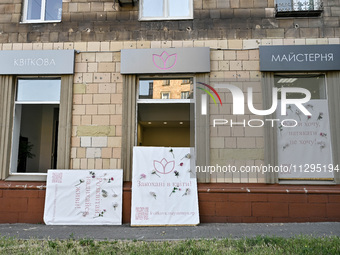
[139, 16, 193, 21]
[6, 173, 47, 182]
[20, 20, 61, 24]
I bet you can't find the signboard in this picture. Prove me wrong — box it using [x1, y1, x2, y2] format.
[260, 45, 340, 71]
[277, 101, 334, 179]
[131, 147, 199, 226]
[0, 50, 74, 74]
[121, 47, 210, 74]
[44, 169, 123, 225]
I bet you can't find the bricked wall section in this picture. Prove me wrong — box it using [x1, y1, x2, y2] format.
[0, 0, 339, 43]
[198, 184, 340, 223]
[0, 182, 46, 223]
[1, 181, 339, 223]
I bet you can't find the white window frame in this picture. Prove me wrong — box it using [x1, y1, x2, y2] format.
[10, 78, 61, 177]
[263, 72, 340, 184]
[139, 0, 193, 21]
[181, 91, 190, 99]
[21, 0, 62, 23]
[161, 91, 170, 99]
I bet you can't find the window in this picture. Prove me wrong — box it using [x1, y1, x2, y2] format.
[10, 79, 61, 174]
[161, 92, 170, 99]
[122, 74, 210, 182]
[264, 74, 336, 183]
[137, 78, 193, 147]
[276, 0, 323, 17]
[163, 80, 170, 86]
[139, 0, 193, 21]
[22, 0, 62, 23]
[181, 91, 190, 99]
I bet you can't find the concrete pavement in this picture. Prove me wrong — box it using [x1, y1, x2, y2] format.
[0, 222, 339, 241]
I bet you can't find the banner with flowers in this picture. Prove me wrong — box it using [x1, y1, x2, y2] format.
[131, 147, 199, 226]
[44, 169, 123, 225]
[277, 100, 334, 179]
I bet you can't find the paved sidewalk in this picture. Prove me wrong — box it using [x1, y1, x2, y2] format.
[0, 222, 339, 241]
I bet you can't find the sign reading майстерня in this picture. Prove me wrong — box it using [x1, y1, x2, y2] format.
[259, 45, 340, 71]
[0, 50, 74, 74]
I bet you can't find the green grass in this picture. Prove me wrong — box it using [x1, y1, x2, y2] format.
[0, 235, 339, 254]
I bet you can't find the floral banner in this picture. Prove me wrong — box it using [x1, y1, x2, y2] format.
[131, 147, 199, 226]
[277, 100, 334, 179]
[44, 169, 123, 225]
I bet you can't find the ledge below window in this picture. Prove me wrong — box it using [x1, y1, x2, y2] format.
[276, 10, 323, 17]
[20, 20, 61, 24]
[5, 173, 47, 182]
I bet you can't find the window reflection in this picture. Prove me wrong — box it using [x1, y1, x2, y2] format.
[27, 0, 42, 20]
[169, 0, 190, 17]
[139, 79, 193, 100]
[142, 0, 163, 17]
[274, 74, 326, 99]
[45, 0, 62, 20]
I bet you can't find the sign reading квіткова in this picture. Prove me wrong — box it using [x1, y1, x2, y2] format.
[0, 50, 74, 75]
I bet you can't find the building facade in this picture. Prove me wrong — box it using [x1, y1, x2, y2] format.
[0, 0, 340, 223]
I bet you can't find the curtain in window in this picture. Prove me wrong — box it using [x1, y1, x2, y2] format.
[57, 75, 73, 170]
[195, 74, 210, 183]
[261, 72, 279, 184]
[122, 75, 137, 181]
[0, 76, 15, 180]
[326, 72, 340, 184]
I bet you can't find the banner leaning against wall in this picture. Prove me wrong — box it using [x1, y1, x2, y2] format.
[44, 169, 123, 225]
[131, 147, 199, 226]
[277, 100, 334, 179]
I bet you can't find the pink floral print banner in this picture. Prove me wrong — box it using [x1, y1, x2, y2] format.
[131, 147, 199, 226]
[44, 169, 123, 225]
[276, 100, 334, 179]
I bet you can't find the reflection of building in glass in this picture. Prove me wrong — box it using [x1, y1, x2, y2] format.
[152, 79, 193, 99]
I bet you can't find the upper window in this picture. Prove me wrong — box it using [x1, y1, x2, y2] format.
[139, 0, 193, 21]
[22, 0, 62, 23]
[275, 0, 323, 17]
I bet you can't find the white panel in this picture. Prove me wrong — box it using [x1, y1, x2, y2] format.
[44, 169, 123, 225]
[277, 100, 334, 179]
[131, 146, 199, 226]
